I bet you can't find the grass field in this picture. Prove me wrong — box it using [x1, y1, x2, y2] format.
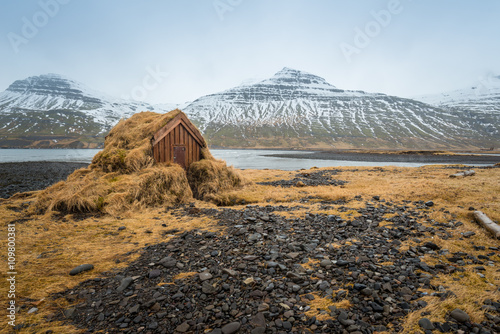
[0, 164, 499, 333]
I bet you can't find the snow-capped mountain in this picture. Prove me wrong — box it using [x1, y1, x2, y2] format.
[414, 75, 500, 136]
[1, 70, 498, 149]
[0, 74, 175, 148]
[184, 68, 499, 149]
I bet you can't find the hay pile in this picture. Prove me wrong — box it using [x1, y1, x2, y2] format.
[32, 110, 243, 215]
[187, 150, 243, 202]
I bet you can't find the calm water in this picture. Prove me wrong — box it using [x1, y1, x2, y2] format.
[0, 148, 486, 170]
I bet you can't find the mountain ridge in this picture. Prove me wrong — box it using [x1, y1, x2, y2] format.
[0, 73, 175, 148]
[183, 67, 499, 150]
[0, 69, 498, 150]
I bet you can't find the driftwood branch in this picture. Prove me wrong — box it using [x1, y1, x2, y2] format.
[474, 211, 500, 239]
[449, 170, 475, 178]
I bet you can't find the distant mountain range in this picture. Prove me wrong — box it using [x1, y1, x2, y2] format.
[0, 70, 498, 149]
[414, 75, 500, 138]
[0, 74, 176, 148]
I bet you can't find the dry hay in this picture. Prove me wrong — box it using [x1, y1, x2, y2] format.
[92, 110, 182, 173]
[31, 110, 243, 215]
[187, 156, 244, 202]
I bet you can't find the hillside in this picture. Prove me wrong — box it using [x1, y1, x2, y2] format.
[184, 68, 499, 150]
[0, 74, 175, 148]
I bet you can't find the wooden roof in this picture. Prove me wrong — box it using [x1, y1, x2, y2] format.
[152, 111, 205, 147]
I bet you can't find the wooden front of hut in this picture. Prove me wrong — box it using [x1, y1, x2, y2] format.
[152, 112, 205, 169]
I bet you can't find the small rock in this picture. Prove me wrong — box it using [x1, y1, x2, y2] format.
[199, 272, 213, 281]
[69, 264, 94, 276]
[418, 318, 435, 330]
[64, 308, 76, 318]
[244, 277, 255, 285]
[117, 277, 133, 292]
[221, 321, 241, 334]
[425, 201, 434, 207]
[463, 231, 476, 238]
[248, 233, 262, 242]
[159, 256, 176, 268]
[450, 308, 470, 323]
[148, 269, 161, 279]
[423, 242, 440, 250]
[176, 322, 190, 333]
[222, 268, 239, 277]
[250, 312, 266, 328]
[320, 259, 333, 267]
[257, 303, 269, 312]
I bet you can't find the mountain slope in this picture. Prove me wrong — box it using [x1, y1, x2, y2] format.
[0, 74, 173, 148]
[414, 75, 500, 138]
[184, 68, 498, 149]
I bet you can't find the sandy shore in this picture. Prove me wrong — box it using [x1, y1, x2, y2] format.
[0, 161, 88, 198]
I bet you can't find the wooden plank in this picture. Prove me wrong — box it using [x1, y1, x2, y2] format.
[169, 133, 174, 162]
[166, 133, 171, 163]
[159, 137, 164, 162]
[188, 135, 193, 166]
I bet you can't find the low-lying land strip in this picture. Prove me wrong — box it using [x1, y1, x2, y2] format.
[265, 150, 500, 165]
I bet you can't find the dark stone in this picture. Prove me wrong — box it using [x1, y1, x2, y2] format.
[159, 256, 176, 268]
[148, 269, 161, 279]
[117, 277, 133, 292]
[450, 308, 470, 323]
[423, 242, 440, 250]
[418, 318, 435, 330]
[69, 264, 94, 276]
[221, 322, 241, 334]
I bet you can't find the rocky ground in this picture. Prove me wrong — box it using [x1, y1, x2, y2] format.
[257, 169, 348, 188]
[51, 195, 500, 333]
[0, 162, 88, 198]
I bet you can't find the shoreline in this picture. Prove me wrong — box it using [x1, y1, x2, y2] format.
[0, 161, 88, 199]
[264, 150, 500, 165]
[1, 150, 499, 199]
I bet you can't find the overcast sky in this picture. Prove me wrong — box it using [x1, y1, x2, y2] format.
[1, 0, 499, 104]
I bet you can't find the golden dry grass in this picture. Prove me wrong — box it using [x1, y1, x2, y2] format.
[304, 292, 353, 320]
[173, 272, 198, 280]
[0, 164, 499, 333]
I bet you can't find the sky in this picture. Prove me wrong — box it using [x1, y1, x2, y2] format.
[0, 0, 499, 104]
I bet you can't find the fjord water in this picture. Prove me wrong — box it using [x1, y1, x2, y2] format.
[0, 148, 479, 170]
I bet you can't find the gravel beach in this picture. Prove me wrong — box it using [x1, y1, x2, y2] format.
[0, 161, 88, 198]
[53, 199, 500, 333]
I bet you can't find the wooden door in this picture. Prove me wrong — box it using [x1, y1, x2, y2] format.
[173, 146, 187, 169]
